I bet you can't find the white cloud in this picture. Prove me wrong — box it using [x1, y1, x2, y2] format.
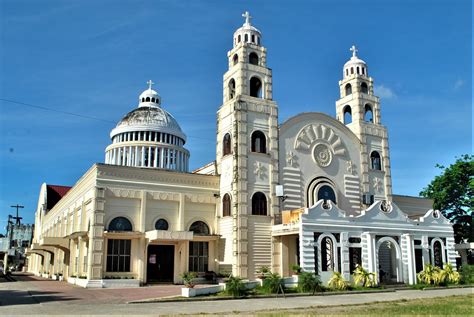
[375, 85, 396, 99]
[453, 79, 464, 90]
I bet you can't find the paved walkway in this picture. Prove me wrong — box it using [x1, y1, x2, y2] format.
[0, 273, 472, 315]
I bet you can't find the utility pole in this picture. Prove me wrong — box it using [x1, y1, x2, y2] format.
[10, 204, 24, 225]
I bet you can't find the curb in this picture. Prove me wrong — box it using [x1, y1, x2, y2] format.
[127, 288, 396, 304]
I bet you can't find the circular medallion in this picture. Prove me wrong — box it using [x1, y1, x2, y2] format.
[313, 143, 333, 167]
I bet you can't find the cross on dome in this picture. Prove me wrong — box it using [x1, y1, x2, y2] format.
[242, 11, 252, 25]
[350, 45, 358, 57]
[147, 79, 155, 90]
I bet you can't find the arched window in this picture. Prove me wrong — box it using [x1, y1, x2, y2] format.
[317, 185, 337, 204]
[370, 151, 382, 170]
[155, 219, 169, 230]
[361, 82, 368, 94]
[364, 104, 373, 122]
[362, 67, 366, 75]
[146, 97, 150, 102]
[433, 241, 443, 267]
[251, 130, 266, 153]
[223, 133, 232, 156]
[108, 217, 132, 232]
[251, 34, 255, 43]
[222, 194, 231, 217]
[351, 67, 354, 74]
[189, 221, 210, 235]
[249, 77, 262, 98]
[345, 69, 349, 76]
[343, 106, 352, 124]
[238, 35, 241, 43]
[249, 52, 259, 65]
[228, 78, 236, 100]
[151, 98, 155, 103]
[252, 192, 267, 216]
[141, 98, 145, 102]
[244, 34, 248, 42]
[257, 36, 260, 45]
[232, 54, 238, 65]
[345, 83, 352, 96]
[357, 66, 360, 74]
[321, 237, 334, 271]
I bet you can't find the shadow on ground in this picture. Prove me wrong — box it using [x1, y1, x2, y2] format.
[0, 290, 77, 306]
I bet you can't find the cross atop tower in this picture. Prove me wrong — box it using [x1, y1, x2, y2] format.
[147, 79, 155, 90]
[242, 11, 252, 25]
[350, 45, 358, 57]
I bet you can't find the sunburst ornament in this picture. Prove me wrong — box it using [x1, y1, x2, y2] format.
[294, 123, 346, 167]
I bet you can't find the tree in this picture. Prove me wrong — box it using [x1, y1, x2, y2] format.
[420, 154, 473, 243]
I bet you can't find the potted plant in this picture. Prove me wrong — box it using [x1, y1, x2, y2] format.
[180, 271, 198, 288]
[256, 266, 270, 279]
[291, 264, 302, 276]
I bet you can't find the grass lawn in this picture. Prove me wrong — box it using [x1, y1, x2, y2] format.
[253, 294, 473, 316]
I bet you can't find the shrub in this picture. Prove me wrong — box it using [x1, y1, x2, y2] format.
[459, 264, 474, 284]
[352, 265, 377, 288]
[262, 272, 282, 293]
[417, 264, 439, 285]
[256, 266, 270, 279]
[328, 272, 349, 291]
[442, 263, 460, 284]
[297, 271, 322, 293]
[291, 264, 302, 275]
[180, 271, 198, 288]
[225, 276, 247, 297]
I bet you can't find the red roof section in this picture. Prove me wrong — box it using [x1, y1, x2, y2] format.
[46, 185, 72, 211]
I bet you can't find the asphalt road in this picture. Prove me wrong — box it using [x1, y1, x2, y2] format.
[0, 274, 472, 315]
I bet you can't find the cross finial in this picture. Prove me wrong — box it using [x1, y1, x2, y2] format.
[242, 11, 252, 25]
[350, 45, 358, 57]
[146, 79, 154, 90]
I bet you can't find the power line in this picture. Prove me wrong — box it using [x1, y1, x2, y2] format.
[0, 98, 215, 142]
[0, 98, 115, 123]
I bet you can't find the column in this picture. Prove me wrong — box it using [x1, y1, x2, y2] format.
[154, 147, 158, 167]
[362, 232, 376, 274]
[148, 146, 152, 167]
[128, 146, 132, 166]
[445, 236, 457, 269]
[401, 234, 416, 284]
[178, 193, 185, 231]
[340, 232, 350, 280]
[160, 148, 166, 168]
[141, 146, 145, 167]
[134, 146, 139, 166]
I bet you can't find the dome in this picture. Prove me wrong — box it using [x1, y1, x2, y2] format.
[233, 11, 262, 47]
[112, 106, 186, 141]
[343, 45, 368, 78]
[105, 80, 190, 172]
[138, 80, 161, 107]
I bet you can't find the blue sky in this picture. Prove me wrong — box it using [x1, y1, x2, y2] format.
[0, 0, 472, 226]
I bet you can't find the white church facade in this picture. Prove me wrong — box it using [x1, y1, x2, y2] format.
[27, 12, 456, 287]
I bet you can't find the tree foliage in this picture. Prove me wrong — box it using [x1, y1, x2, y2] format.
[420, 154, 473, 243]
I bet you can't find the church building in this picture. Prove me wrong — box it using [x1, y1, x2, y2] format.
[27, 12, 456, 287]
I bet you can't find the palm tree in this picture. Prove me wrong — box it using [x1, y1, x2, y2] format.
[352, 265, 377, 287]
[328, 272, 349, 290]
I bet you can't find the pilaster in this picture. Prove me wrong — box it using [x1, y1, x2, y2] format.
[87, 187, 105, 280]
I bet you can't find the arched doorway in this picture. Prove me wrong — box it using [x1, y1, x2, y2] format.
[376, 238, 402, 284]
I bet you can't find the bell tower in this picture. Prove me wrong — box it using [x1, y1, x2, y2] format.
[335, 46, 392, 203]
[216, 12, 279, 279]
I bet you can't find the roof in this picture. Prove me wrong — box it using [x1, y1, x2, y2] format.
[46, 185, 72, 211]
